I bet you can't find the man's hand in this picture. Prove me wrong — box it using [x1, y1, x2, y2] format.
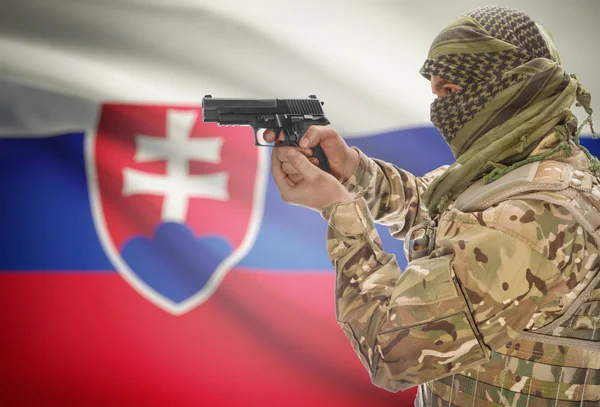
[271, 148, 354, 211]
[263, 126, 359, 183]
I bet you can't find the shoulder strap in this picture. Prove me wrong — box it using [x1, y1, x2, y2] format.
[454, 160, 578, 213]
[454, 158, 600, 234]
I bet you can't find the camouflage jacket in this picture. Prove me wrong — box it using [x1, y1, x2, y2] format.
[320, 135, 600, 406]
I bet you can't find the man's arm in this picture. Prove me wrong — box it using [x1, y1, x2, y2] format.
[263, 126, 448, 239]
[321, 197, 588, 392]
[342, 147, 449, 239]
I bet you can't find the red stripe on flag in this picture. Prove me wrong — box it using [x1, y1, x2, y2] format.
[0, 271, 416, 406]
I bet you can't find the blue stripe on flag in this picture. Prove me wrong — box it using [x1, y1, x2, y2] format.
[2, 129, 599, 272]
[0, 133, 113, 270]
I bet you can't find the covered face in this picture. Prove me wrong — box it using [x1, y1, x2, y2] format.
[419, 5, 565, 159]
[418, 5, 597, 216]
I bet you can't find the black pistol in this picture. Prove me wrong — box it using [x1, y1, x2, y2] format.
[201, 95, 331, 172]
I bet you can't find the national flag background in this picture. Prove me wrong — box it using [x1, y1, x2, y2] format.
[1, 1, 599, 406]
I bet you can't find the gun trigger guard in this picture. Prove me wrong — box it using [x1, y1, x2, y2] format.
[253, 126, 282, 147]
[252, 126, 263, 147]
[290, 121, 330, 173]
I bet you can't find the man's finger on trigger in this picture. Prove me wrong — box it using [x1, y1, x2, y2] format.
[263, 129, 277, 143]
[309, 157, 319, 166]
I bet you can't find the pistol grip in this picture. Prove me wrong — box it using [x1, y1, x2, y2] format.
[288, 121, 331, 173]
[311, 144, 330, 173]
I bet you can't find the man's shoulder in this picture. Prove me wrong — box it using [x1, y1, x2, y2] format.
[493, 196, 579, 242]
[442, 196, 581, 264]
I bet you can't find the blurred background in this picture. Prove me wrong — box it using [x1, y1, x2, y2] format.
[0, 0, 598, 406]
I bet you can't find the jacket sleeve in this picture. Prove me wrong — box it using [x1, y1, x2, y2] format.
[321, 198, 575, 392]
[342, 147, 448, 238]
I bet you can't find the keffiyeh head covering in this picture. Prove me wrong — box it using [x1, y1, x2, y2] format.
[419, 5, 597, 215]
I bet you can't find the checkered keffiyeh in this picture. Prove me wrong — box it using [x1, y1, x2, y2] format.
[419, 5, 589, 215]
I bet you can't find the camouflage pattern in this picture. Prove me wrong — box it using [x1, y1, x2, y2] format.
[340, 147, 448, 239]
[321, 135, 600, 406]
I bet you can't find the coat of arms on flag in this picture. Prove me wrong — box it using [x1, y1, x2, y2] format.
[87, 104, 268, 314]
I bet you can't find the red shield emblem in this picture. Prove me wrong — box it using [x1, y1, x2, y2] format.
[86, 104, 267, 314]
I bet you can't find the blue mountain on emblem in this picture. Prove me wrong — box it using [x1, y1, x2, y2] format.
[121, 223, 233, 304]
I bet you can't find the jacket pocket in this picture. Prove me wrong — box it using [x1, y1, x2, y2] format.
[375, 254, 490, 388]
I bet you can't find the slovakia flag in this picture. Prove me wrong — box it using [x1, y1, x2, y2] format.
[1, 2, 598, 407]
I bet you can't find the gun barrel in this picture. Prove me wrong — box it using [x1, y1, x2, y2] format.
[202, 95, 325, 122]
[201, 97, 277, 122]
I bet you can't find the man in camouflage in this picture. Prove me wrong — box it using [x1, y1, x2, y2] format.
[267, 5, 599, 406]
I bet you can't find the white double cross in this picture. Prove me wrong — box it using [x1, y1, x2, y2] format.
[123, 109, 229, 223]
